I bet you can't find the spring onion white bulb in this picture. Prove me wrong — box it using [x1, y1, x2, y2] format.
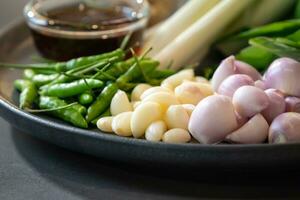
[269, 112, 300, 144]
[233, 86, 269, 118]
[154, 0, 255, 69]
[264, 57, 300, 97]
[262, 89, 286, 124]
[217, 74, 254, 97]
[188, 95, 238, 144]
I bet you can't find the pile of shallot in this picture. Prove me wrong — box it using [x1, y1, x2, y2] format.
[189, 56, 300, 144]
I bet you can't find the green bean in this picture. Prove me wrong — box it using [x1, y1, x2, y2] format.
[41, 79, 104, 98]
[23, 69, 36, 80]
[249, 37, 300, 61]
[78, 92, 94, 105]
[90, 108, 111, 126]
[39, 96, 88, 128]
[86, 83, 118, 122]
[32, 73, 60, 86]
[14, 79, 38, 109]
[234, 19, 300, 40]
[236, 46, 277, 71]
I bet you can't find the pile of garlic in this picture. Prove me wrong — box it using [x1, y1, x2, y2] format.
[96, 69, 213, 143]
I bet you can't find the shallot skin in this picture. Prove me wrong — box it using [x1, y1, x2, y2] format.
[269, 112, 300, 144]
[217, 74, 254, 97]
[262, 89, 286, 124]
[233, 86, 269, 118]
[211, 56, 261, 92]
[264, 57, 300, 97]
[226, 114, 269, 144]
[285, 96, 300, 113]
[188, 95, 238, 144]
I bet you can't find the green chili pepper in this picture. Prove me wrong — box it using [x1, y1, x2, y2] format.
[41, 79, 104, 98]
[86, 83, 118, 122]
[14, 79, 38, 109]
[0, 49, 125, 72]
[116, 60, 158, 90]
[90, 108, 111, 126]
[39, 96, 88, 128]
[41, 57, 118, 90]
[32, 73, 60, 86]
[78, 92, 94, 105]
[23, 69, 36, 80]
[148, 69, 176, 79]
[72, 103, 87, 116]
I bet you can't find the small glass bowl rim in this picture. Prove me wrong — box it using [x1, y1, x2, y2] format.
[23, 0, 150, 39]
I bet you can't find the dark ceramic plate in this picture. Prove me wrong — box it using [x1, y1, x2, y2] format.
[1, 20, 300, 169]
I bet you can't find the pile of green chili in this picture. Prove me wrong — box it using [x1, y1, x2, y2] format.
[8, 48, 175, 128]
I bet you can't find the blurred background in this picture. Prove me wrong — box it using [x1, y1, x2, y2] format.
[0, 0, 28, 26]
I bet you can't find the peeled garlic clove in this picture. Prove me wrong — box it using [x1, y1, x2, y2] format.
[97, 117, 114, 133]
[233, 86, 269, 118]
[142, 92, 179, 111]
[110, 90, 132, 116]
[188, 95, 238, 144]
[161, 69, 194, 88]
[162, 128, 191, 144]
[285, 96, 300, 113]
[131, 102, 163, 138]
[131, 101, 142, 110]
[183, 80, 213, 97]
[264, 57, 300, 97]
[165, 105, 190, 130]
[145, 120, 167, 142]
[269, 112, 300, 144]
[217, 74, 254, 97]
[226, 114, 269, 144]
[254, 80, 267, 90]
[140, 86, 173, 100]
[195, 76, 209, 83]
[175, 82, 205, 105]
[112, 112, 133, 137]
[131, 84, 152, 101]
[262, 89, 285, 124]
[181, 104, 195, 116]
[211, 56, 261, 92]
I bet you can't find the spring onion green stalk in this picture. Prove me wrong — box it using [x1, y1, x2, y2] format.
[154, 0, 255, 70]
[143, 0, 220, 57]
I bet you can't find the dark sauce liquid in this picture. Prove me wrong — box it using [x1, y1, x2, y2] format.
[30, 3, 144, 61]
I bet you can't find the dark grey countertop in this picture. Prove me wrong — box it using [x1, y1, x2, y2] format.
[1, 1, 300, 200]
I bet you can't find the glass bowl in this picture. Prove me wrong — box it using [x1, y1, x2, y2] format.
[24, 0, 149, 61]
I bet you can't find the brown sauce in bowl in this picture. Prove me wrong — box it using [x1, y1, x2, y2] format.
[29, 3, 145, 61]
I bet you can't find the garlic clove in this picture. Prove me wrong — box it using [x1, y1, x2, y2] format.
[188, 95, 238, 144]
[262, 89, 286, 124]
[233, 86, 269, 118]
[269, 112, 300, 144]
[174, 82, 205, 105]
[217, 74, 254, 97]
[226, 114, 269, 144]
